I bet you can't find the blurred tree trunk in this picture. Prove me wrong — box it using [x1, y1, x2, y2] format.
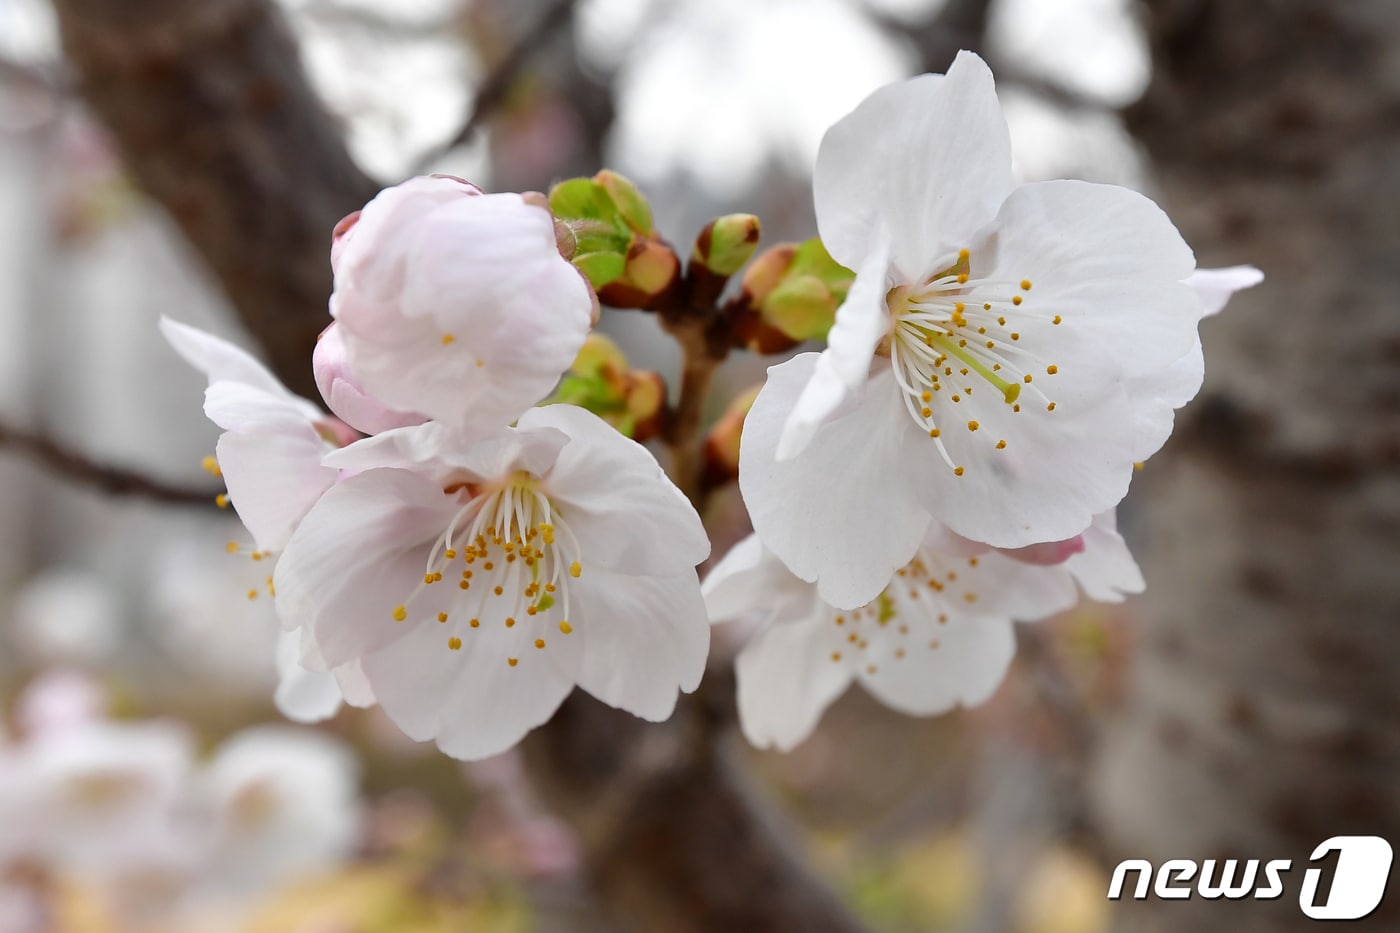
[1095, 1, 1400, 929]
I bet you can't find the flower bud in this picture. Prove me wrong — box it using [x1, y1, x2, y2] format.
[593, 170, 653, 235]
[313, 323, 426, 436]
[692, 214, 761, 279]
[546, 333, 668, 440]
[597, 236, 682, 310]
[330, 176, 592, 434]
[704, 384, 761, 488]
[549, 171, 679, 309]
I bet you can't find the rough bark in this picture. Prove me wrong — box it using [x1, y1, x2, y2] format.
[52, 0, 379, 399]
[1094, 2, 1400, 929]
[50, 2, 870, 930]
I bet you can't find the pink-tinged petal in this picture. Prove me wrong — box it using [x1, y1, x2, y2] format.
[1063, 510, 1144, 603]
[274, 631, 344, 724]
[522, 405, 709, 576]
[572, 568, 710, 721]
[273, 469, 457, 666]
[334, 192, 592, 433]
[361, 598, 582, 760]
[734, 602, 852, 752]
[998, 536, 1087, 567]
[741, 356, 930, 610]
[815, 51, 1012, 275]
[777, 231, 893, 460]
[313, 323, 426, 435]
[159, 317, 293, 400]
[332, 175, 481, 290]
[213, 418, 339, 554]
[857, 614, 1014, 716]
[1186, 264, 1263, 318]
[978, 179, 1199, 378]
[333, 661, 376, 708]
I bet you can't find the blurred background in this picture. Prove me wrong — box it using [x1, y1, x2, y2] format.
[0, 0, 1395, 931]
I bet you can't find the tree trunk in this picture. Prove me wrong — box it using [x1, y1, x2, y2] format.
[1094, 1, 1400, 929]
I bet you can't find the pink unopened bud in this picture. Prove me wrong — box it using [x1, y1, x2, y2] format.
[330, 210, 361, 271]
[313, 323, 427, 436]
[998, 535, 1087, 567]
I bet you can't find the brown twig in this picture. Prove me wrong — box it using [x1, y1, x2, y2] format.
[413, 0, 579, 173]
[0, 422, 220, 505]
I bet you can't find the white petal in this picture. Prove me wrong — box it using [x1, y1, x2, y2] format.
[703, 534, 832, 629]
[858, 614, 1014, 716]
[776, 231, 892, 460]
[1186, 265, 1263, 318]
[159, 317, 292, 399]
[333, 662, 377, 708]
[202, 379, 323, 435]
[904, 331, 1140, 549]
[979, 179, 1199, 378]
[215, 424, 339, 554]
[572, 568, 710, 721]
[523, 405, 710, 576]
[1126, 338, 1205, 462]
[930, 548, 1079, 623]
[815, 51, 1012, 274]
[741, 356, 930, 609]
[734, 604, 853, 752]
[273, 469, 457, 666]
[1063, 510, 1144, 602]
[274, 631, 344, 724]
[361, 601, 581, 761]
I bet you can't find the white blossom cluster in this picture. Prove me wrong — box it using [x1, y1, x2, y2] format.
[163, 52, 1259, 760]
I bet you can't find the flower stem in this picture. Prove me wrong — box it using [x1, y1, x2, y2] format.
[660, 314, 723, 508]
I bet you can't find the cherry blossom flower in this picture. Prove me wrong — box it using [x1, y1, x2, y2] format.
[160, 318, 344, 553]
[162, 320, 369, 721]
[738, 51, 1255, 608]
[704, 513, 1140, 751]
[273, 404, 711, 760]
[329, 175, 594, 435]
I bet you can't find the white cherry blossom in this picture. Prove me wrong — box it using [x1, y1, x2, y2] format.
[273, 404, 711, 760]
[161, 319, 368, 722]
[739, 51, 1241, 608]
[704, 514, 1140, 751]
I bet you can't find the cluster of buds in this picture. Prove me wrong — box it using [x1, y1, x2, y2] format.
[549, 170, 683, 309]
[547, 334, 666, 441]
[728, 238, 853, 353]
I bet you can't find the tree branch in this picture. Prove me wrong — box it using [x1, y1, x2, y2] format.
[0, 422, 219, 504]
[51, 0, 379, 400]
[413, 0, 579, 173]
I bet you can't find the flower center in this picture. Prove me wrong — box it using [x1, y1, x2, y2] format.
[825, 552, 984, 674]
[390, 470, 581, 668]
[885, 249, 1062, 474]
